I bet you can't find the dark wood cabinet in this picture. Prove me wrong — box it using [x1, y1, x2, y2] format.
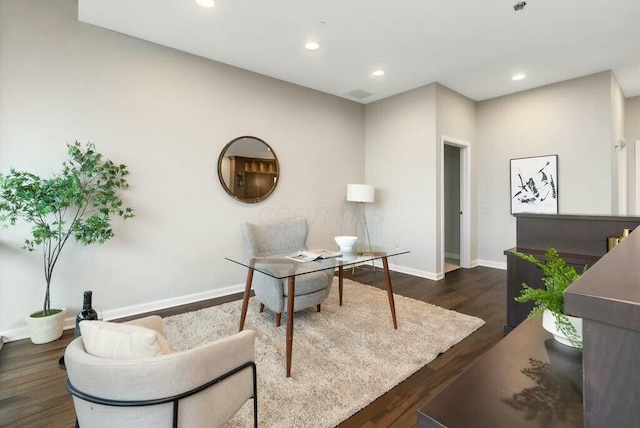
[504, 214, 640, 333]
[505, 251, 543, 330]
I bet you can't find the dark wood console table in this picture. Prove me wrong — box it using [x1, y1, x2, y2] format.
[504, 214, 640, 333]
[418, 318, 583, 428]
[565, 229, 640, 427]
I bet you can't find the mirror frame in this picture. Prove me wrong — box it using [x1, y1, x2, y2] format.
[217, 135, 280, 203]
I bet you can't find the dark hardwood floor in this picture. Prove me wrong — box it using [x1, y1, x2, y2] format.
[0, 266, 506, 428]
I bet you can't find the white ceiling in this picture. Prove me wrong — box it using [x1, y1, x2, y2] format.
[78, 0, 640, 104]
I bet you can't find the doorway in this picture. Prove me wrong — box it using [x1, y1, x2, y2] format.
[440, 136, 471, 277]
[444, 145, 461, 273]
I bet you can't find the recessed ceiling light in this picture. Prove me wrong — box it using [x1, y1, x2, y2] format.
[196, 0, 214, 7]
[305, 41, 320, 51]
[512, 73, 526, 81]
[372, 70, 385, 77]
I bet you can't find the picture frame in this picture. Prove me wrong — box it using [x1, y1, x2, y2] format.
[510, 155, 558, 214]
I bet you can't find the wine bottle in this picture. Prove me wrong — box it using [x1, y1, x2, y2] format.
[74, 291, 98, 338]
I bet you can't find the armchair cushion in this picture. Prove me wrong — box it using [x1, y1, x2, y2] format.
[283, 270, 333, 296]
[80, 320, 170, 359]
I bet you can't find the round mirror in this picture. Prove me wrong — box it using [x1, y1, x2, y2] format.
[217, 136, 279, 203]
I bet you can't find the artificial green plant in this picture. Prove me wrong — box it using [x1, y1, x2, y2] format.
[514, 247, 584, 349]
[0, 142, 134, 317]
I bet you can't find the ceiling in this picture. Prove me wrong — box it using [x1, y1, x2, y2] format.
[78, 0, 640, 104]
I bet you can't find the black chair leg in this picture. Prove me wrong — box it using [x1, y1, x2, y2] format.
[252, 363, 258, 428]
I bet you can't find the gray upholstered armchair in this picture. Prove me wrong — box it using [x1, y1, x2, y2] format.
[64, 315, 257, 428]
[241, 217, 334, 326]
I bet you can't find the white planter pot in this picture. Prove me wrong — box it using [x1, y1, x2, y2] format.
[25, 308, 67, 344]
[542, 308, 582, 348]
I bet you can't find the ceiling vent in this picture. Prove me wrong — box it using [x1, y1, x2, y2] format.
[347, 89, 373, 99]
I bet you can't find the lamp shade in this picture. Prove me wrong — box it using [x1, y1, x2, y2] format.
[347, 184, 375, 203]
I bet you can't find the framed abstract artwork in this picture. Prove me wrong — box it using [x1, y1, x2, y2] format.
[510, 155, 558, 214]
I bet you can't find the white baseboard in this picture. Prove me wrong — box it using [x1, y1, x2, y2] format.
[392, 265, 441, 281]
[477, 259, 507, 270]
[104, 283, 246, 321]
[374, 260, 441, 281]
[1, 283, 246, 343]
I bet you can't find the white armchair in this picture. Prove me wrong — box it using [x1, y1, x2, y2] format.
[64, 315, 257, 428]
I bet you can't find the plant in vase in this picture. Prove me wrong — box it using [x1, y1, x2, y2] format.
[514, 248, 585, 349]
[0, 142, 134, 344]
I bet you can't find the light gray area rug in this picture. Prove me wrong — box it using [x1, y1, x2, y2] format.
[162, 278, 485, 427]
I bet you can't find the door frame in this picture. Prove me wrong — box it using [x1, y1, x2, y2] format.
[634, 140, 640, 215]
[440, 136, 471, 275]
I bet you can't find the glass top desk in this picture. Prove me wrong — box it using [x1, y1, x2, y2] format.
[226, 246, 410, 377]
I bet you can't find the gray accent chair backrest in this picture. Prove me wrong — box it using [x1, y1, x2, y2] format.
[241, 217, 334, 325]
[64, 316, 257, 428]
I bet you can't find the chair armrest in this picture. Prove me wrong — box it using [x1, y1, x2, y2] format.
[178, 329, 256, 380]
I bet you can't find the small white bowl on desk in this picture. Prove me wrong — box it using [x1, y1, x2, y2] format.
[334, 235, 358, 253]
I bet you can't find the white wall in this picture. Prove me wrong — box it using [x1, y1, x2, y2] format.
[364, 84, 438, 277]
[611, 74, 626, 214]
[0, 0, 365, 338]
[364, 83, 476, 278]
[626, 96, 640, 146]
[435, 84, 477, 267]
[435, 84, 477, 144]
[625, 96, 640, 213]
[477, 71, 616, 266]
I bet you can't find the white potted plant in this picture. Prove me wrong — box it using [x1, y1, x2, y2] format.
[514, 248, 585, 349]
[0, 142, 134, 344]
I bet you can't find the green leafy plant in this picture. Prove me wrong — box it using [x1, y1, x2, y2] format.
[514, 248, 584, 349]
[0, 142, 134, 317]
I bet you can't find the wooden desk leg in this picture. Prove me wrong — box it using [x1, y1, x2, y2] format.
[286, 276, 296, 378]
[382, 257, 398, 329]
[338, 266, 344, 306]
[239, 267, 254, 332]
